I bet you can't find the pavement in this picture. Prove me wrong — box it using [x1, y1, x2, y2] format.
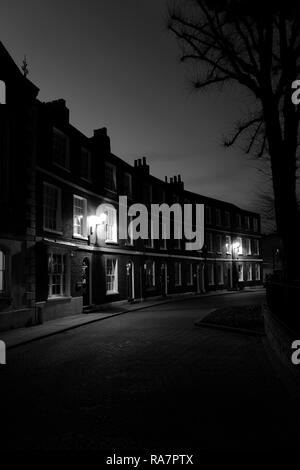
[1, 288, 299, 452]
[1, 287, 265, 349]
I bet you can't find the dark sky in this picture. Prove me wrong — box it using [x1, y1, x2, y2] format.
[1, 0, 269, 218]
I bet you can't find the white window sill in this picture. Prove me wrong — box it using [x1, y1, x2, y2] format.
[47, 296, 72, 302]
[43, 228, 63, 235]
[106, 291, 119, 296]
[73, 234, 88, 241]
[105, 240, 118, 245]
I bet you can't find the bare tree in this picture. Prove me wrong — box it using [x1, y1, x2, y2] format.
[167, 0, 300, 280]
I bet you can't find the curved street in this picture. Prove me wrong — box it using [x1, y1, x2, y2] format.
[0, 290, 299, 451]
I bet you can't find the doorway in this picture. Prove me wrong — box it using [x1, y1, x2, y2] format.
[82, 258, 91, 306]
[126, 260, 135, 301]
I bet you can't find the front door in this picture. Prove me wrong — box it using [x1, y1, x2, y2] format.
[82, 258, 90, 306]
[126, 261, 135, 301]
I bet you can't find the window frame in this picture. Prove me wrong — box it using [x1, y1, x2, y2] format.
[48, 251, 70, 298]
[80, 146, 92, 182]
[52, 127, 70, 171]
[105, 258, 119, 294]
[73, 195, 88, 239]
[216, 234, 222, 253]
[105, 206, 118, 243]
[104, 162, 117, 193]
[145, 260, 156, 289]
[43, 182, 62, 234]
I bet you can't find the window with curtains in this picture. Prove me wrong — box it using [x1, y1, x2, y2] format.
[106, 258, 118, 294]
[105, 162, 117, 192]
[245, 238, 251, 255]
[73, 195, 87, 238]
[145, 260, 155, 288]
[216, 263, 224, 285]
[43, 183, 62, 233]
[48, 252, 68, 297]
[104, 206, 118, 243]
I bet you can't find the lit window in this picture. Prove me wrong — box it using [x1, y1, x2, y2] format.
[217, 263, 224, 285]
[226, 236, 231, 254]
[208, 263, 214, 285]
[104, 162, 117, 192]
[216, 234, 222, 253]
[247, 264, 253, 281]
[245, 238, 251, 255]
[236, 237, 243, 255]
[255, 263, 261, 281]
[81, 147, 91, 181]
[53, 127, 70, 169]
[0, 250, 6, 293]
[43, 183, 62, 233]
[187, 263, 193, 286]
[48, 253, 68, 297]
[174, 262, 182, 286]
[145, 260, 155, 288]
[124, 172, 132, 198]
[73, 195, 87, 238]
[105, 206, 118, 243]
[216, 208, 222, 226]
[238, 263, 244, 282]
[106, 258, 118, 294]
[253, 239, 260, 255]
[0, 81, 6, 104]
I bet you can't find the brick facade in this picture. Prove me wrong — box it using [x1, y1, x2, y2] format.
[0, 43, 263, 331]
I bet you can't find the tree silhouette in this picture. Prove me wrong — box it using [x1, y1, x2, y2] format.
[168, 0, 300, 280]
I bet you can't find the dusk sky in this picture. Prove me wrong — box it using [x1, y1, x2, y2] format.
[1, 0, 270, 220]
